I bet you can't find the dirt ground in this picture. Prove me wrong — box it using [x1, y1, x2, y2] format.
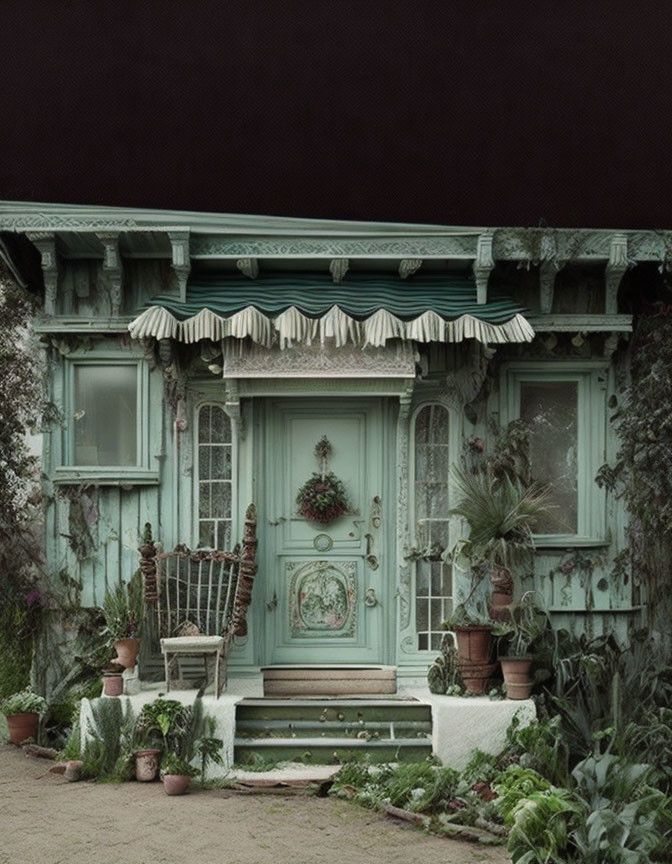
[0, 745, 511, 864]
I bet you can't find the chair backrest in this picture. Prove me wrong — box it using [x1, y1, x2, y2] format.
[142, 503, 258, 641]
[155, 547, 240, 638]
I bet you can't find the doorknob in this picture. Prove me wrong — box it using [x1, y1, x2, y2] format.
[364, 588, 377, 607]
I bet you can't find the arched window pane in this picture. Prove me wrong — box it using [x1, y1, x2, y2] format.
[414, 404, 453, 650]
[197, 405, 232, 548]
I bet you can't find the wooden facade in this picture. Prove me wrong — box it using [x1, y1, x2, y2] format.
[0, 202, 651, 681]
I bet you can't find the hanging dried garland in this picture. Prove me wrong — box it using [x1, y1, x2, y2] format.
[296, 436, 352, 524]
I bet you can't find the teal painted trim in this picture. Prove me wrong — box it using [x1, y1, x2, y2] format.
[140, 273, 527, 323]
[53, 470, 159, 486]
[501, 360, 608, 546]
[62, 351, 152, 475]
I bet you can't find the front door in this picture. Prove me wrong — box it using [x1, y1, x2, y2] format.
[264, 399, 389, 665]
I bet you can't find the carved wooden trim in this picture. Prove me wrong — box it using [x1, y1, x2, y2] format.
[232, 504, 258, 637]
[168, 230, 190, 302]
[26, 231, 59, 315]
[605, 233, 628, 315]
[473, 232, 494, 304]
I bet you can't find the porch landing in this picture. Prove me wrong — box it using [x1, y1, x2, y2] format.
[261, 664, 397, 696]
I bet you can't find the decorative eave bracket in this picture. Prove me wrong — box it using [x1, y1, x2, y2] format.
[329, 258, 349, 283]
[26, 231, 59, 316]
[168, 230, 190, 302]
[95, 232, 123, 317]
[473, 232, 494, 304]
[237, 257, 259, 279]
[399, 258, 422, 279]
[605, 233, 628, 315]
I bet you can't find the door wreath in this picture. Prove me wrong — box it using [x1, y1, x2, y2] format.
[296, 436, 352, 525]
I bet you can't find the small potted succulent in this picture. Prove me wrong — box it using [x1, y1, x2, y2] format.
[1, 688, 47, 746]
[160, 751, 199, 795]
[497, 591, 550, 700]
[100, 571, 144, 669]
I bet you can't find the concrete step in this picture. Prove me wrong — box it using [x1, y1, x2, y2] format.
[262, 665, 396, 696]
[234, 736, 433, 765]
[236, 718, 432, 739]
[234, 696, 433, 765]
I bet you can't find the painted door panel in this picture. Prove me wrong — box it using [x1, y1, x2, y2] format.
[265, 399, 386, 665]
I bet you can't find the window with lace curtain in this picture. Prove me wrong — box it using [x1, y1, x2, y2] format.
[413, 403, 453, 651]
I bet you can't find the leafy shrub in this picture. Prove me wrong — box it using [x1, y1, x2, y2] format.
[161, 752, 199, 777]
[1, 687, 46, 715]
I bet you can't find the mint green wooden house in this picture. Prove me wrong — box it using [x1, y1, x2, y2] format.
[0, 202, 644, 686]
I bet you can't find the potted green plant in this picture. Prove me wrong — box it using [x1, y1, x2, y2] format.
[497, 591, 550, 700]
[134, 698, 190, 782]
[100, 571, 144, 669]
[442, 603, 497, 694]
[160, 751, 199, 795]
[449, 466, 552, 620]
[1, 688, 46, 745]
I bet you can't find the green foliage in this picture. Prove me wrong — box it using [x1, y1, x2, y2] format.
[505, 785, 582, 864]
[449, 465, 552, 576]
[1, 687, 46, 716]
[595, 307, 672, 645]
[59, 717, 82, 761]
[296, 471, 351, 524]
[99, 571, 144, 641]
[495, 590, 554, 658]
[0, 605, 33, 699]
[81, 697, 129, 780]
[136, 698, 191, 753]
[161, 752, 199, 777]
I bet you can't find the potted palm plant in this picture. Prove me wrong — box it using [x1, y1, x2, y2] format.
[449, 466, 552, 620]
[100, 571, 144, 669]
[1, 688, 46, 745]
[497, 591, 550, 700]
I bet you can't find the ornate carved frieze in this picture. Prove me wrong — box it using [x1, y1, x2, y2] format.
[221, 339, 418, 378]
[287, 559, 357, 638]
[191, 234, 479, 258]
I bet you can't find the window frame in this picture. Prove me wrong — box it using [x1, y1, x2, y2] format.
[55, 352, 156, 485]
[408, 400, 459, 654]
[502, 360, 608, 547]
[193, 400, 237, 550]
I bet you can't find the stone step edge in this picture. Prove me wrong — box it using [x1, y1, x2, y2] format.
[234, 736, 432, 748]
[238, 698, 422, 708]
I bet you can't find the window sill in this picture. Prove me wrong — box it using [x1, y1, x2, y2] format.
[533, 536, 610, 549]
[54, 468, 160, 486]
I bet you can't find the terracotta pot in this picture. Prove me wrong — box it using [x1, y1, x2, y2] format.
[456, 661, 499, 694]
[163, 773, 191, 796]
[501, 656, 534, 700]
[135, 749, 161, 782]
[453, 626, 493, 664]
[113, 637, 141, 669]
[489, 591, 513, 622]
[6, 712, 39, 746]
[102, 672, 123, 696]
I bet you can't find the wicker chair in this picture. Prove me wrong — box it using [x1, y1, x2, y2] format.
[139, 504, 257, 698]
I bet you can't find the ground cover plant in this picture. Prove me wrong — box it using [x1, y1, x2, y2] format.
[333, 629, 672, 861]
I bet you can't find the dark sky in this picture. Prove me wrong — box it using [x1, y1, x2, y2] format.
[1, 1, 671, 228]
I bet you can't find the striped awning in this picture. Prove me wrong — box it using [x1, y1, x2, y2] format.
[128, 272, 534, 348]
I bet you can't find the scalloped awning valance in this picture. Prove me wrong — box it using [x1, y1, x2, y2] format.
[128, 273, 534, 347]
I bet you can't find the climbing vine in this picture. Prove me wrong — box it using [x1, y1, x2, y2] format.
[597, 287, 672, 648]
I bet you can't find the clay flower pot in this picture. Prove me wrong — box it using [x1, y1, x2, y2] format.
[163, 774, 191, 796]
[102, 671, 123, 697]
[135, 749, 162, 782]
[457, 662, 499, 695]
[6, 712, 39, 746]
[453, 626, 493, 664]
[113, 637, 141, 669]
[501, 656, 534, 700]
